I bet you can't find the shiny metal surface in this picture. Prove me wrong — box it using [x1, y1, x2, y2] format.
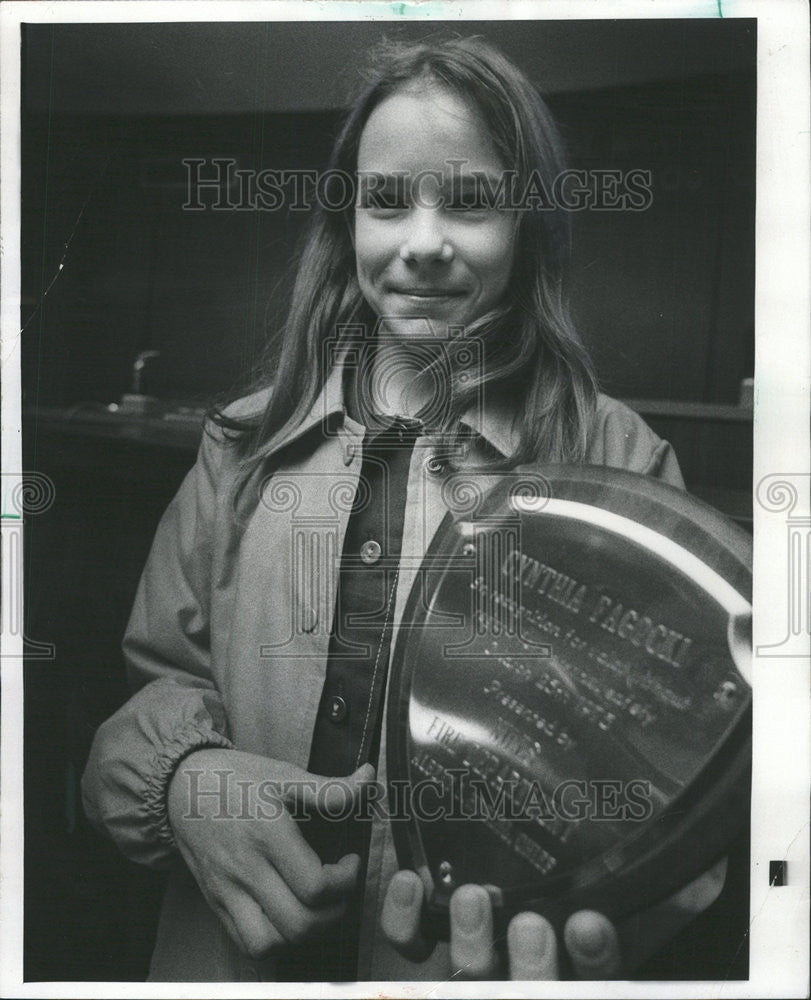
[387, 465, 752, 934]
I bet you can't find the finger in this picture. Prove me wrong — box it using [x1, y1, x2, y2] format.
[220, 890, 284, 961]
[257, 809, 361, 906]
[507, 911, 558, 980]
[564, 910, 621, 980]
[669, 857, 727, 913]
[618, 858, 728, 971]
[318, 850, 364, 901]
[449, 884, 499, 979]
[249, 863, 348, 946]
[381, 870, 433, 961]
[281, 762, 377, 818]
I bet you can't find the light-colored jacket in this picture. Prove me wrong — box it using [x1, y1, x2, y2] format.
[81, 370, 684, 982]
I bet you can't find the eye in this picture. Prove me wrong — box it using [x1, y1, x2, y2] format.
[364, 191, 409, 212]
[442, 178, 496, 214]
[357, 176, 409, 213]
[444, 192, 491, 212]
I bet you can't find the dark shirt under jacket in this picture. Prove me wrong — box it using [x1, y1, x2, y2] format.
[279, 415, 422, 982]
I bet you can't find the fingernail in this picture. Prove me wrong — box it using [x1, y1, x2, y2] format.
[511, 914, 553, 953]
[391, 874, 416, 907]
[342, 852, 361, 876]
[572, 920, 608, 958]
[453, 890, 486, 933]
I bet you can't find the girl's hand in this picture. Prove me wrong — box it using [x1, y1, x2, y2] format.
[381, 874, 619, 979]
[167, 748, 375, 960]
[381, 860, 727, 979]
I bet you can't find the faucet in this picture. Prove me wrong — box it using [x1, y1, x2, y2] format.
[131, 350, 161, 394]
[116, 350, 162, 415]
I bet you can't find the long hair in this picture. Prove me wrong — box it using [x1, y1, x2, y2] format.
[211, 34, 598, 504]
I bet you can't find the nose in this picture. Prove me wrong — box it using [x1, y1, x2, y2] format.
[399, 207, 453, 264]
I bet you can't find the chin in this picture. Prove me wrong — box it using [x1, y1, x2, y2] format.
[375, 315, 453, 339]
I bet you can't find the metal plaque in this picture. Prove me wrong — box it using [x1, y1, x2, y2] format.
[386, 465, 751, 935]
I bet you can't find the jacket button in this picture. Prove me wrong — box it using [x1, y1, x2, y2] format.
[360, 539, 382, 564]
[343, 441, 357, 465]
[327, 696, 347, 723]
[426, 456, 445, 475]
[301, 606, 318, 633]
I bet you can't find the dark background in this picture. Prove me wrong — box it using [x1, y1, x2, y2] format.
[22, 19, 756, 407]
[21, 19, 755, 981]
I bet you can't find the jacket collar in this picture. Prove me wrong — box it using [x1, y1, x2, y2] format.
[265, 354, 519, 460]
[458, 392, 518, 459]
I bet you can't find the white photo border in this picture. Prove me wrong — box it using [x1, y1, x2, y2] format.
[1, 1, 808, 997]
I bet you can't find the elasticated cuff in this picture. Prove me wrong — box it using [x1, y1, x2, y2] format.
[143, 723, 234, 848]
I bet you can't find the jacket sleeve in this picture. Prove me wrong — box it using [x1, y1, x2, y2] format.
[592, 397, 686, 491]
[81, 422, 235, 869]
[639, 437, 685, 491]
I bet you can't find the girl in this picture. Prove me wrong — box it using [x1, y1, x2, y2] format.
[82, 35, 722, 982]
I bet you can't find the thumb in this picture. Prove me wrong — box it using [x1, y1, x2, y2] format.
[277, 761, 377, 819]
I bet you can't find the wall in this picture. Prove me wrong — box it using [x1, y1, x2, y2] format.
[22, 21, 755, 410]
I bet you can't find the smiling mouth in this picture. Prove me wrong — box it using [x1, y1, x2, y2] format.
[390, 288, 465, 298]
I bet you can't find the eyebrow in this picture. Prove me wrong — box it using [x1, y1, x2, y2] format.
[448, 172, 505, 186]
[356, 170, 508, 184]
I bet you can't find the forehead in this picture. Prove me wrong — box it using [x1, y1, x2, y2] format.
[356, 81, 505, 175]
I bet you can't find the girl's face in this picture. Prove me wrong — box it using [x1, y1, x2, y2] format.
[354, 81, 518, 339]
